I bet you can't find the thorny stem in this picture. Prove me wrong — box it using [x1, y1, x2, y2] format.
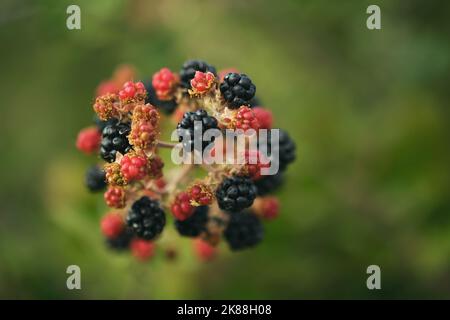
[156, 140, 178, 149]
[165, 164, 195, 195]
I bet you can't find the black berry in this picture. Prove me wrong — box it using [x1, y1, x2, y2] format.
[224, 212, 264, 251]
[100, 120, 132, 163]
[94, 115, 115, 132]
[220, 73, 256, 109]
[144, 81, 177, 114]
[85, 165, 106, 192]
[176, 109, 218, 152]
[180, 60, 217, 88]
[175, 206, 209, 237]
[216, 176, 257, 212]
[254, 172, 284, 196]
[261, 129, 296, 172]
[126, 196, 166, 240]
[106, 228, 133, 251]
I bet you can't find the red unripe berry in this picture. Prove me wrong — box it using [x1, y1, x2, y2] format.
[104, 186, 126, 208]
[188, 184, 213, 206]
[190, 71, 215, 95]
[244, 150, 270, 180]
[261, 197, 280, 220]
[120, 154, 147, 181]
[131, 239, 155, 262]
[235, 106, 260, 131]
[152, 67, 178, 100]
[118, 81, 146, 101]
[194, 239, 216, 262]
[100, 213, 124, 238]
[96, 80, 119, 97]
[252, 107, 273, 129]
[154, 177, 166, 190]
[171, 192, 195, 221]
[76, 127, 101, 154]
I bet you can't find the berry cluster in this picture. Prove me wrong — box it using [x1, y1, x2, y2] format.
[76, 60, 296, 262]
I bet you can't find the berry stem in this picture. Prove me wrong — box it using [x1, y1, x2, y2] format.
[156, 140, 178, 149]
[165, 164, 194, 194]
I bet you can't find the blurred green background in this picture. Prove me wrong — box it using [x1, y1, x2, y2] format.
[0, 0, 449, 299]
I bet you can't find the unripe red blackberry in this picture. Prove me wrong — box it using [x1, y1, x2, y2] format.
[130, 239, 155, 261]
[96, 80, 119, 97]
[179, 60, 217, 89]
[76, 127, 101, 154]
[120, 154, 147, 182]
[190, 71, 215, 95]
[194, 238, 216, 261]
[224, 212, 264, 251]
[171, 192, 195, 221]
[235, 106, 260, 131]
[220, 73, 256, 109]
[243, 150, 270, 181]
[261, 197, 279, 220]
[252, 107, 273, 129]
[118, 81, 146, 102]
[100, 213, 124, 238]
[104, 186, 126, 208]
[188, 183, 213, 206]
[126, 196, 166, 240]
[216, 176, 257, 212]
[152, 67, 179, 100]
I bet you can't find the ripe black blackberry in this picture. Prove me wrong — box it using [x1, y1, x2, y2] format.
[106, 228, 133, 251]
[174, 206, 208, 237]
[216, 176, 257, 212]
[94, 116, 115, 132]
[219, 73, 256, 109]
[85, 165, 106, 192]
[179, 60, 217, 88]
[254, 172, 284, 196]
[176, 109, 218, 152]
[259, 129, 296, 172]
[144, 81, 177, 114]
[100, 120, 132, 163]
[126, 196, 166, 240]
[224, 212, 264, 251]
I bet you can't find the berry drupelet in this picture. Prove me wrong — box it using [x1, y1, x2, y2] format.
[85, 165, 107, 192]
[100, 120, 132, 163]
[126, 196, 166, 240]
[216, 176, 257, 212]
[176, 109, 218, 152]
[174, 206, 209, 237]
[180, 60, 217, 89]
[224, 212, 264, 251]
[220, 73, 256, 109]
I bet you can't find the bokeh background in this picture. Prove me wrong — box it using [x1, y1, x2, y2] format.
[1, 0, 449, 299]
